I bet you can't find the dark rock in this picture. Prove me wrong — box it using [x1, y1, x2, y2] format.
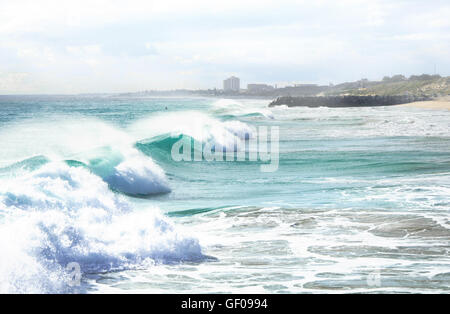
[268, 95, 431, 108]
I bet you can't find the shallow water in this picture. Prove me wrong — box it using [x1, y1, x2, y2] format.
[0, 95, 449, 293]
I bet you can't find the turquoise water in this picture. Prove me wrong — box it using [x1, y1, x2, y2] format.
[0, 95, 449, 293]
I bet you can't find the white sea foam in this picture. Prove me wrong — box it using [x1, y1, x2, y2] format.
[0, 162, 203, 293]
[0, 116, 171, 196]
[270, 106, 450, 138]
[104, 153, 171, 195]
[130, 111, 254, 152]
[210, 99, 274, 119]
[0, 117, 132, 168]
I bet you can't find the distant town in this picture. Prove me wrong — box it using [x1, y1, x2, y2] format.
[118, 74, 450, 99]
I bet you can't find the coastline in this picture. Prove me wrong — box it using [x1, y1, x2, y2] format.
[268, 95, 430, 108]
[400, 98, 450, 110]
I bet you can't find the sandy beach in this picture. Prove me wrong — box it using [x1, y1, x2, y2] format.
[402, 97, 450, 110]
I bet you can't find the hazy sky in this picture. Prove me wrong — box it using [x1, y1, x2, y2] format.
[0, 0, 449, 94]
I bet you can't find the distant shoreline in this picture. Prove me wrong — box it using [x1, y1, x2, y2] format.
[268, 95, 431, 108]
[401, 98, 450, 110]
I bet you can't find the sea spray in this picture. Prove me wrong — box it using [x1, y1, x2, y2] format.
[130, 111, 254, 153]
[79, 147, 171, 196]
[0, 162, 204, 293]
[104, 153, 171, 195]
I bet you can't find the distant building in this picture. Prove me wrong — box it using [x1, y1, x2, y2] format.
[247, 83, 274, 92]
[223, 76, 240, 92]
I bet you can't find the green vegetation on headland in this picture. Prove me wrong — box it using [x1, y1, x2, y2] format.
[267, 74, 449, 108]
[327, 74, 450, 97]
[263, 74, 449, 98]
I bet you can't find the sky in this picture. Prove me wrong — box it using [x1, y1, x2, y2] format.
[0, 0, 449, 94]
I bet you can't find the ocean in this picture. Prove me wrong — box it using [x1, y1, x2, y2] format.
[0, 95, 449, 293]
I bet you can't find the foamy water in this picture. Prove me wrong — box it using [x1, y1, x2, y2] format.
[0, 96, 449, 293]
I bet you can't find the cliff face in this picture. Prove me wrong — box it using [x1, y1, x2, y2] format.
[268, 95, 431, 108]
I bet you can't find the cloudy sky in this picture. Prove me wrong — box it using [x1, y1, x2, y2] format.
[0, 0, 449, 94]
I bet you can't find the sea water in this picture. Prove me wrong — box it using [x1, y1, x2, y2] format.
[0, 95, 449, 293]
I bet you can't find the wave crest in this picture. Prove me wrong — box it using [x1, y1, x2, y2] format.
[131, 111, 254, 154]
[104, 154, 171, 195]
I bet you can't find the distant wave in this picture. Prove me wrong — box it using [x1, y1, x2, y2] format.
[209, 99, 274, 119]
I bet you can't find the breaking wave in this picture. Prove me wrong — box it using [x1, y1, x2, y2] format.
[0, 162, 204, 293]
[130, 111, 254, 153]
[0, 109, 258, 293]
[209, 99, 274, 119]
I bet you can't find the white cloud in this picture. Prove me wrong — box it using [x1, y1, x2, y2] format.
[0, 0, 449, 93]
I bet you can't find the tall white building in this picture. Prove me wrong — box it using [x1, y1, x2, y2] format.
[223, 76, 240, 92]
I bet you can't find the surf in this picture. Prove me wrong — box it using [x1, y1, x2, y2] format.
[0, 162, 205, 293]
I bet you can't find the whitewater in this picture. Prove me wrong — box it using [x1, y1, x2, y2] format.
[0, 95, 449, 293]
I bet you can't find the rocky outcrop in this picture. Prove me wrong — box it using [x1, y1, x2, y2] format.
[268, 95, 431, 108]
